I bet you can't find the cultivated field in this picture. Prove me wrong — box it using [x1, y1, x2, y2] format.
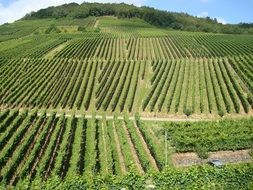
[0, 31, 253, 117]
[0, 16, 252, 188]
[0, 109, 252, 186]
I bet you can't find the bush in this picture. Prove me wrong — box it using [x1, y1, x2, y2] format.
[195, 145, 209, 159]
[94, 27, 100, 33]
[184, 108, 192, 116]
[218, 110, 225, 117]
[45, 24, 61, 34]
[78, 26, 86, 32]
[247, 95, 253, 108]
[249, 149, 253, 158]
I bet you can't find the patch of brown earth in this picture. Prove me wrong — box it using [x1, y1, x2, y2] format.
[172, 149, 252, 167]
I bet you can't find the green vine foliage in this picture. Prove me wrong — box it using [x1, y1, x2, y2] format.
[6, 163, 252, 190]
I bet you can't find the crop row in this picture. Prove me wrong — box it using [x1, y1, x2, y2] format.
[0, 56, 252, 115]
[143, 57, 252, 115]
[43, 34, 253, 60]
[0, 111, 160, 186]
[0, 58, 144, 112]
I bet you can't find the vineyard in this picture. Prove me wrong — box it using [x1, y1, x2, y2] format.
[0, 54, 252, 116]
[0, 110, 252, 186]
[0, 14, 253, 189]
[0, 110, 252, 187]
[142, 117, 253, 155]
[0, 110, 164, 186]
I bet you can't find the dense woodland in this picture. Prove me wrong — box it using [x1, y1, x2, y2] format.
[22, 2, 253, 34]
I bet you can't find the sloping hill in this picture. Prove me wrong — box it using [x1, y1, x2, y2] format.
[0, 3, 253, 189]
[0, 15, 253, 117]
[22, 2, 253, 34]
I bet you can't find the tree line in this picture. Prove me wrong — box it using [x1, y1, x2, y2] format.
[23, 2, 253, 34]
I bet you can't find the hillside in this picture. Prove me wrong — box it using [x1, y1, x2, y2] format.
[0, 16, 253, 117]
[0, 3, 252, 189]
[21, 2, 253, 35]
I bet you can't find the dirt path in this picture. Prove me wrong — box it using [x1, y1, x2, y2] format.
[44, 42, 69, 59]
[122, 121, 144, 174]
[38, 111, 253, 122]
[94, 19, 99, 28]
[112, 121, 126, 174]
[59, 114, 213, 122]
[4, 108, 253, 122]
[172, 149, 252, 167]
[133, 121, 159, 171]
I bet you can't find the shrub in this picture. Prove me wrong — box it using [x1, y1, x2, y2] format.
[78, 26, 86, 32]
[195, 145, 209, 159]
[184, 108, 192, 116]
[218, 110, 225, 117]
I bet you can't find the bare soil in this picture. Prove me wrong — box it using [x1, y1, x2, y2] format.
[3, 107, 253, 122]
[172, 149, 252, 167]
[44, 42, 69, 59]
[94, 20, 100, 28]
